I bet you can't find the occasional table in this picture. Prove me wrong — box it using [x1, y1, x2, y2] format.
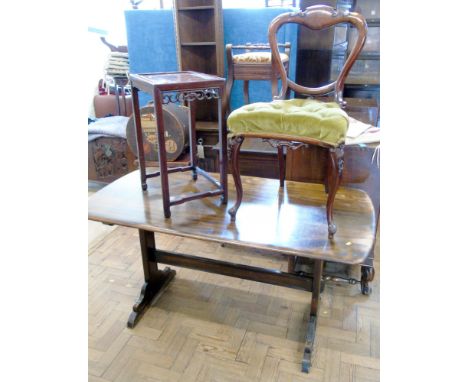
[88, 170, 376, 373]
[129, 71, 227, 218]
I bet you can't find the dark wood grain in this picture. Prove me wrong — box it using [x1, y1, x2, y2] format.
[127, 230, 176, 328]
[88, 170, 375, 264]
[129, 70, 227, 218]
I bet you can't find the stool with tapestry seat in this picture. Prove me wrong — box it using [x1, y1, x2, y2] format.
[224, 42, 291, 115]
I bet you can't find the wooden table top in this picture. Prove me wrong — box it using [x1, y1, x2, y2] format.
[88, 170, 376, 264]
[129, 71, 225, 93]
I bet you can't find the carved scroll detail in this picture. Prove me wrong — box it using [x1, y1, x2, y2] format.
[263, 139, 307, 151]
[330, 143, 345, 176]
[162, 89, 220, 105]
[228, 136, 244, 160]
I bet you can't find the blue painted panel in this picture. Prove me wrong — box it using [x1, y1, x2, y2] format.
[223, 8, 297, 111]
[125, 10, 178, 106]
[125, 8, 298, 109]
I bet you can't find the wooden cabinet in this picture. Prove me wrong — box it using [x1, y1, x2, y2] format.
[173, 0, 224, 121]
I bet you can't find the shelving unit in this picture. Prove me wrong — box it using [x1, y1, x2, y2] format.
[330, 0, 380, 101]
[173, 0, 224, 122]
[296, 0, 380, 104]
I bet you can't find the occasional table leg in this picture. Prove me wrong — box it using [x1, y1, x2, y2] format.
[132, 87, 147, 191]
[153, 89, 171, 218]
[302, 259, 323, 373]
[188, 100, 198, 181]
[218, 89, 228, 204]
[127, 230, 176, 328]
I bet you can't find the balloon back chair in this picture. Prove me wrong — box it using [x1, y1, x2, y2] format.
[226, 5, 367, 239]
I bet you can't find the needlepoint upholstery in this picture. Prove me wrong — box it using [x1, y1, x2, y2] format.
[232, 52, 289, 64]
[227, 98, 350, 146]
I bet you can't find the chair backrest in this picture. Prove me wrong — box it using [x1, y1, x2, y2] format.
[268, 5, 367, 106]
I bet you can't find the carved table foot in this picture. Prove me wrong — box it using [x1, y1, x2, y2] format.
[302, 314, 318, 373]
[301, 259, 323, 373]
[360, 266, 375, 296]
[328, 223, 337, 239]
[127, 267, 176, 328]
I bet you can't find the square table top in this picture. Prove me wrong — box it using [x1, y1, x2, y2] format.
[88, 170, 376, 265]
[129, 71, 225, 93]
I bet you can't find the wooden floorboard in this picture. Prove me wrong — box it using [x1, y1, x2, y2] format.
[89, 207, 380, 381]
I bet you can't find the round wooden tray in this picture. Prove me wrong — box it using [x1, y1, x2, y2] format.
[126, 104, 189, 162]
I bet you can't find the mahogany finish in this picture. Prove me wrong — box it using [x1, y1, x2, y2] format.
[88, 170, 375, 264]
[88, 170, 376, 373]
[228, 6, 368, 239]
[129, 71, 227, 218]
[127, 230, 176, 328]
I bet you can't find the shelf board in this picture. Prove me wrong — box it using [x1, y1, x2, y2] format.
[181, 42, 216, 47]
[344, 79, 380, 86]
[195, 121, 218, 132]
[177, 6, 215, 10]
[332, 52, 380, 60]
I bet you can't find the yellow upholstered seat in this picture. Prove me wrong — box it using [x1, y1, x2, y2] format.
[227, 98, 349, 147]
[232, 52, 289, 64]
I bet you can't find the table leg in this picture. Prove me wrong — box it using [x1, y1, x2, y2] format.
[131, 86, 147, 191]
[153, 88, 171, 218]
[218, 88, 228, 204]
[127, 230, 176, 328]
[302, 259, 323, 373]
[287, 255, 296, 273]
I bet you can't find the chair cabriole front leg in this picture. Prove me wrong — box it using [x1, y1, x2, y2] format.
[326, 144, 344, 239]
[228, 135, 245, 221]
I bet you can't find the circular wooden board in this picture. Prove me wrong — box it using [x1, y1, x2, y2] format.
[126, 104, 189, 162]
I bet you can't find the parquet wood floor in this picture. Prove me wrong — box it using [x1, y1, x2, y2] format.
[89, 212, 379, 382]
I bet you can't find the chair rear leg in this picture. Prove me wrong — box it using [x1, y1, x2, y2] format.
[228, 136, 245, 221]
[243, 81, 250, 105]
[277, 146, 285, 188]
[324, 152, 331, 194]
[326, 145, 344, 239]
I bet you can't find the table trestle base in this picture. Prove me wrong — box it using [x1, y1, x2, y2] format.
[151, 248, 315, 291]
[131, 228, 324, 374]
[127, 267, 176, 328]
